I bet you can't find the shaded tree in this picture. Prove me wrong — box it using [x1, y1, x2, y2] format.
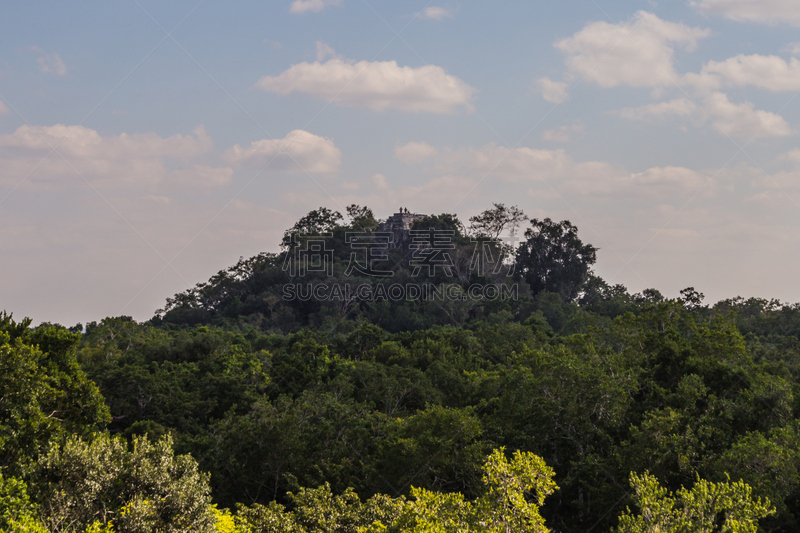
[346, 204, 378, 232]
[515, 218, 597, 301]
[281, 207, 344, 250]
[0, 319, 110, 475]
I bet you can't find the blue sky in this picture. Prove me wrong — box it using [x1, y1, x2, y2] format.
[2, 0, 800, 324]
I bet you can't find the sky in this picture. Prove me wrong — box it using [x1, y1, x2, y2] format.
[2, 0, 800, 325]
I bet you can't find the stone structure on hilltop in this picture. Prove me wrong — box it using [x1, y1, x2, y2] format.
[377, 208, 427, 249]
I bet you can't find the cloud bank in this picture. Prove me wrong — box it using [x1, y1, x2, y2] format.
[692, 0, 800, 27]
[224, 130, 341, 173]
[0, 125, 216, 188]
[256, 53, 476, 113]
[555, 11, 711, 88]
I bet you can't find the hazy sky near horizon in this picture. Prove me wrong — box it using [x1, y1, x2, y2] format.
[2, 0, 800, 325]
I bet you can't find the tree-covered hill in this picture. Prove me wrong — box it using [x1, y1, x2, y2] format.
[3, 204, 800, 532]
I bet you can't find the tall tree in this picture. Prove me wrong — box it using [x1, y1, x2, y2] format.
[0, 318, 110, 474]
[514, 218, 597, 301]
[346, 204, 378, 231]
[281, 207, 343, 249]
[468, 203, 528, 240]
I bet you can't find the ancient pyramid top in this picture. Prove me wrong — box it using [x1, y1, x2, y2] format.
[376, 209, 427, 248]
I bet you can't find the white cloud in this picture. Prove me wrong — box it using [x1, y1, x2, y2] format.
[780, 148, 800, 164]
[0, 124, 211, 158]
[372, 173, 390, 190]
[0, 124, 213, 188]
[701, 54, 800, 91]
[788, 43, 800, 56]
[432, 142, 713, 198]
[542, 121, 585, 143]
[143, 195, 171, 205]
[616, 93, 791, 138]
[537, 77, 569, 103]
[0, 101, 8, 114]
[395, 141, 438, 163]
[617, 98, 700, 121]
[743, 164, 800, 195]
[562, 164, 713, 198]
[555, 11, 711, 88]
[692, 0, 800, 27]
[315, 41, 339, 62]
[169, 165, 233, 188]
[31, 46, 66, 76]
[704, 91, 792, 138]
[551, 9, 798, 141]
[289, 0, 342, 14]
[223, 129, 341, 173]
[419, 7, 453, 20]
[682, 70, 723, 92]
[439, 144, 613, 184]
[623, 166, 711, 195]
[256, 54, 476, 113]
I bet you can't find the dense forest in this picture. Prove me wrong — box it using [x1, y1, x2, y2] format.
[3, 204, 800, 532]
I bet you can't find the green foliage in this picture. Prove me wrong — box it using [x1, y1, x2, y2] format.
[468, 203, 528, 240]
[515, 218, 597, 301]
[380, 405, 489, 496]
[410, 213, 466, 239]
[0, 311, 32, 341]
[235, 448, 555, 533]
[285, 207, 344, 238]
[0, 319, 109, 474]
[28, 432, 215, 533]
[476, 448, 557, 532]
[6, 207, 800, 533]
[234, 485, 404, 533]
[401, 488, 470, 533]
[347, 205, 379, 232]
[0, 474, 47, 533]
[616, 472, 773, 533]
[212, 506, 243, 533]
[71, 292, 800, 531]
